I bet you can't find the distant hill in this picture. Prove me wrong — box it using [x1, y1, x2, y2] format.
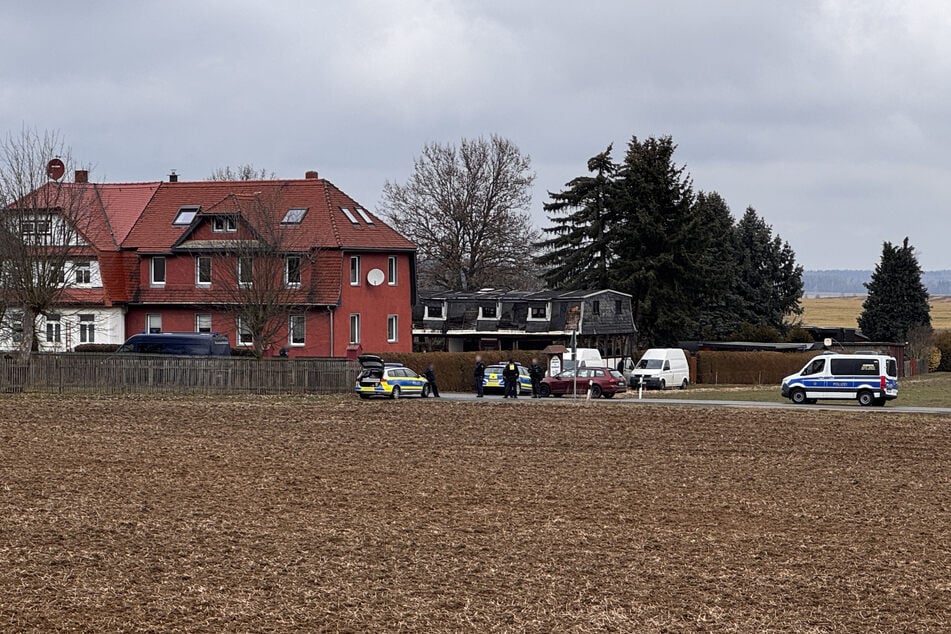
[804, 270, 951, 295]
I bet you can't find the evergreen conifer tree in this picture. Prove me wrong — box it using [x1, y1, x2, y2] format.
[858, 237, 930, 341]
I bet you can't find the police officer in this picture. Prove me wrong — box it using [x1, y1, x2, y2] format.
[528, 358, 545, 398]
[473, 355, 485, 398]
[502, 358, 519, 399]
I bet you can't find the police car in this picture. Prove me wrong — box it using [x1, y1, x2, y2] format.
[781, 352, 898, 406]
[355, 354, 431, 399]
[483, 362, 532, 395]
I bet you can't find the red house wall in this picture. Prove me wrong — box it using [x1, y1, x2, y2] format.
[336, 252, 413, 356]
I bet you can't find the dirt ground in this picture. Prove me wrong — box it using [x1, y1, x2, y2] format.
[1, 395, 949, 632]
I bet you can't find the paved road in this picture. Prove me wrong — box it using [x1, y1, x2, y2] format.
[434, 392, 951, 416]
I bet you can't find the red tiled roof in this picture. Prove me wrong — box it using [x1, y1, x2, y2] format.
[121, 178, 416, 253]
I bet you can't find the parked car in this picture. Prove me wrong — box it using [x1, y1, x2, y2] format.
[116, 332, 231, 356]
[540, 366, 627, 398]
[781, 352, 898, 406]
[629, 348, 690, 389]
[355, 354, 430, 399]
[483, 362, 532, 395]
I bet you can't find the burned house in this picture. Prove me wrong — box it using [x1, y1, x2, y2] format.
[412, 289, 636, 355]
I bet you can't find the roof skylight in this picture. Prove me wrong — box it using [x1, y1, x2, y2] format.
[282, 208, 307, 224]
[173, 206, 199, 225]
[340, 207, 359, 224]
[355, 207, 374, 224]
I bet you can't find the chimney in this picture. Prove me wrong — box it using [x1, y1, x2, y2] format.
[305, 170, 319, 180]
[169, 170, 178, 183]
[74, 169, 89, 184]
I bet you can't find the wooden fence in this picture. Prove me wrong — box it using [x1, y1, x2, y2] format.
[0, 353, 359, 395]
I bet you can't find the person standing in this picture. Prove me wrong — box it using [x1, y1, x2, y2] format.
[502, 358, 519, 399]
[473, 355, 485, 398]
[424, 363, 440, 397]
[528, 358, 545, 398]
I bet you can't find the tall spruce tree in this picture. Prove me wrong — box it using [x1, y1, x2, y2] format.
[536, 146, 618, 289]
[610, 136, 698, 345]
[732, 207, 803, 334]
[689, 191, 742, 339]
[858, 237, 930, 341]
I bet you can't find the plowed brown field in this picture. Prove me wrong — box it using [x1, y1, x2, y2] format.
[1, 395, 949, 632]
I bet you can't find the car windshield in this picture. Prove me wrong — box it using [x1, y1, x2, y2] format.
[636, 359, 663, 370]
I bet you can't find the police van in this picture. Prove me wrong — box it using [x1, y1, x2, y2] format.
[781, 352, 898, 407]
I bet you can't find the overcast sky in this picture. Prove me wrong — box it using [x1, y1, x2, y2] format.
[3, 1, 948, 270]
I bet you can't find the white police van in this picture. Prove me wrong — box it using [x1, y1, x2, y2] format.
[781, 352, 898, 407]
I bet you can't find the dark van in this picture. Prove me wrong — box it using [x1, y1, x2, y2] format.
[116, 333, 231, 356]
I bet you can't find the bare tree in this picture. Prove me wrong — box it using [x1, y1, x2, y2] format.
[196, 187, 313, 358]
[380, 135, 540, 291]
[208, 164, 276, 181]
[0, 128, 97, 361]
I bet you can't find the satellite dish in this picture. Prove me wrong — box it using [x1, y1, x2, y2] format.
[367, 268, 385, 286]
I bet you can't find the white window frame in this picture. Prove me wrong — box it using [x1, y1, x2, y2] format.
[238, 256, 253, 288]
[212, 216, 237, 232]
[387, 255, 398, 286]
[195, 313, 212, 333]
[289, 314, 306, 346]
[74, 261, 92, 286]
[478, 304, 499, 320]
[79, 314, 95, 343]
[285, 255, 302, 287]
[150, 256, 166, 286]
[424, 304, 445, 320]
[349, 313, 360, 345]
[46, 314, 62, 343]
[349, 256, 360, 286]
[528, 303, 550, 321]
[387, 315, 398, 343]
[236, 317, 253, 346]
[146, 313, 162, 334]
[196, 256, 212, 287]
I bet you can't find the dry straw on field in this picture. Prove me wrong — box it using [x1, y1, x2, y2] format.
[800, 295, 951, 330]
[1, 394, 949, 631]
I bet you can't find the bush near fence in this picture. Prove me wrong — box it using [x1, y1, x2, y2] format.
[693, 351, 816, 385]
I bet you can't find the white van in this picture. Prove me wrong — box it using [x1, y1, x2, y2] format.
[630, 348, 690, 390]
[562, 347, 603, 371]
[781, 352, 898, 406]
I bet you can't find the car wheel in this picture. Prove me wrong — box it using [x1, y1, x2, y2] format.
[680, 379, 688, 390]
[590, 384, 602, 398]
[659, 379, 666, 390]
[790, 388, 808, 405]
[857, 391, 874, 407]
[391, 386, 401, 400]
[539, 384, 551, 397]
[421, 384, 431, 398]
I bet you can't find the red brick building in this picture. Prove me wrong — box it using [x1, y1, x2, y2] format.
[11, 170, 416, 357]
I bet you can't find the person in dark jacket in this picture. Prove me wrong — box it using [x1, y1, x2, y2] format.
[424, 363, 440, 397]
[528, 358, 545, 398]
[502, 358, 520, 398]
[474, 355, 485, 397]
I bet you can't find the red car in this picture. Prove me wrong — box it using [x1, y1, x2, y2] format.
[539, 366, 627, 398]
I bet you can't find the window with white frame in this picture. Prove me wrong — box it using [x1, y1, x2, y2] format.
[424, 304, 445, 320]
[212, 216, 237, 232]
[46, 314, 62, 343]
[349, 256, 360, 286]
[151, 256, 166, 286]
[289, 314, 305, 346]
[285, 255, 301, 286]
[387, 315, 398, 342]
[196, 256, 212, 286]
[236, 317, 253, 345]
[173, 206, 199, 225]
[79, 314, 95, 343]
[479, 304, 498, 320]
[147, 314, 162, 333]
[281, 208, 307, 224]
[75, 261, 92, 285]
[528, 304, 549, 321]
[195, 313, 212, 333]
[10, 311, 23, 344]
[387, 255, 398, 286]
[238, 256, 253, 287]
[349, 313, 360, 344]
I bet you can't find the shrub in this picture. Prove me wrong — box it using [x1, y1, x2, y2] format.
[935, 331, 951, 372]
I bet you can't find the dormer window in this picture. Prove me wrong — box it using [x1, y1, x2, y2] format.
[424, 304, 445, 320]
[282, 208, 307, 224]
[174, 206, 199, 225]
[212, 216, 237, 232]
[528, 304, 549, 321]
[479, 305, 498, 320]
